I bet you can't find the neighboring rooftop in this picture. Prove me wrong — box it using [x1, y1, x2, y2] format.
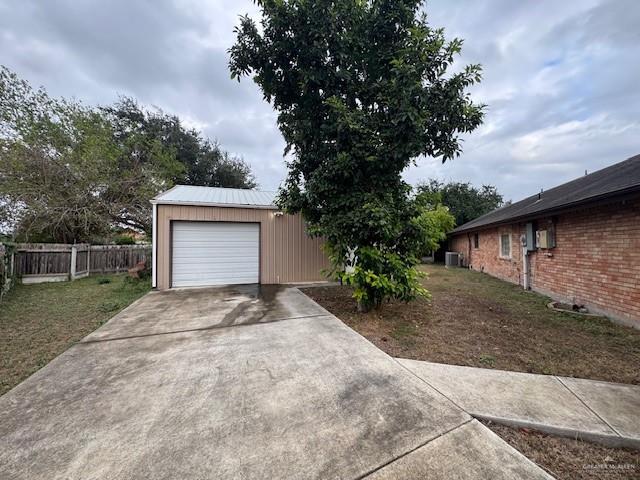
[453, 154, 640, 234]
[151, 185, 277, 208]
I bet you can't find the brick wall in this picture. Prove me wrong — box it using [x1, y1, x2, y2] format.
[450, 197, 640, 328]
[451, 226, 524, 284]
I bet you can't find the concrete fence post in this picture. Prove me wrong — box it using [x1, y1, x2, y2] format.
[70, 245, 78, 281]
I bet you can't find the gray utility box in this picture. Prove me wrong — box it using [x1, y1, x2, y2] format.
[525, 222, 536, 251]
[445, 252, 460, 267]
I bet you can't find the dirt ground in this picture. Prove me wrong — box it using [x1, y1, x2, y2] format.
[303, 264, 640, 384]
[484, 421, 639, 479]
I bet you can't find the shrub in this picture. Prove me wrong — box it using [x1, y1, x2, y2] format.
[114, 235, 136, 245]
[137, 262, 151, 280]
[0, 243, 16, 302]
[327, 244, 429, 312]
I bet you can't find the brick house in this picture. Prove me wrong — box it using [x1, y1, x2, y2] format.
[449, 154, 640, 328]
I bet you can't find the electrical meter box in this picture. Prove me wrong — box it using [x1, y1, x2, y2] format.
[525, 222, 536, 251]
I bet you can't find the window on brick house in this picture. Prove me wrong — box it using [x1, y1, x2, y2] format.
[500, 233, 511, 258]
[473, 233, 479, 249]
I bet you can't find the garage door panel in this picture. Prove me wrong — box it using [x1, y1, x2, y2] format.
[172, 236, 258, 242]
[173, 228, 256, 235]
[173, 248, 257, 258]
[172, 243, 258, 247]
[173, 263, 258, 269]
[172, 254, 260, 261]
[171, 222, 259, 287]
[172, 265, 259, 272]
[170, 277, 257, 288]
[172, 259, 259, 266]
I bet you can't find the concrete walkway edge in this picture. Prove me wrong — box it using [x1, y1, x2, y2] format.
[397, 359, 640, 450]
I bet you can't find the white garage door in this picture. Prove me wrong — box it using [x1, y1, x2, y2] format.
[171, 222, 259, 287]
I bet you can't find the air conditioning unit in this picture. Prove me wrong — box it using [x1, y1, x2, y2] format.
[445, 252, 460, 267]
[536, 229, 555, 249]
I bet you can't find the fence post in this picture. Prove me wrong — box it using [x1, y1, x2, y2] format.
[70, 245, 77, 280]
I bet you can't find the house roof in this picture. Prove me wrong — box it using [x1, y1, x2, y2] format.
[151, 185, 277, 209]
[452, 153, 640, 234]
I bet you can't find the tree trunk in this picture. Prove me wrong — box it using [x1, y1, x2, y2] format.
[357, 299, 370, 313]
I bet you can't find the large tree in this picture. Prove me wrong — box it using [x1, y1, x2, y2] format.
[103, 98, 257, 189]
[0, 68, 258, 242]
[415, 179, 503, 226]
[0, 67, 180, 242]
[230, 0, 484, 310]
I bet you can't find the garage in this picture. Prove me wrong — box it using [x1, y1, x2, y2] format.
[171, 222, 259, 287]
[151, 185, 331, 290]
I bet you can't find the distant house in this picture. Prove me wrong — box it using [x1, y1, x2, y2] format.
[449, 154, 640, 328]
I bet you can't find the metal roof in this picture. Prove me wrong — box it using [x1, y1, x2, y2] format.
[452, 153, 640, 234]
[151, 185, 277, 209]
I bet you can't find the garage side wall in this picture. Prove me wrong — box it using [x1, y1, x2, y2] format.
[156, 205, 331, 289]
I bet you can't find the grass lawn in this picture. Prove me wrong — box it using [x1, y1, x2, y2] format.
[304, 264, 640, 384]
[0, 275, 150, 396]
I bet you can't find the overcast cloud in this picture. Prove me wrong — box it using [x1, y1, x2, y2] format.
[1, 0, 638, 201]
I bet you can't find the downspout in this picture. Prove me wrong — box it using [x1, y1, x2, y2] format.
[152, 202, 157, 289]
[521, 235, 530, 290]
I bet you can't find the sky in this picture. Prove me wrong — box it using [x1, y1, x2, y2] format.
[1, 0, 638, 202]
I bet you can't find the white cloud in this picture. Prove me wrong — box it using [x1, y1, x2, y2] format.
[1, 0, 638, 200]
[511, 115, 640, 166]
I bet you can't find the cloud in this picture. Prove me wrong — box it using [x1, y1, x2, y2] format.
[405, 0, 640, 201]
[1, 0, 638, 198]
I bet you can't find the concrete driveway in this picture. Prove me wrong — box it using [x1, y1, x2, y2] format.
[0, 286, 550, 479]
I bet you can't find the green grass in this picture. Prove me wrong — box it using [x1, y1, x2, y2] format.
[478, 354, 497, 367]
[0, 275, 150, 396]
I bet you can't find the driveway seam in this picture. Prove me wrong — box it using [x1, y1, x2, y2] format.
[554, 376, 623, 438]
[351, 418, 474, 480]
[392, 358, 468, 413]
[79, 313, 330, 344]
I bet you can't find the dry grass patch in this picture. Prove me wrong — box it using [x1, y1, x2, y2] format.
[304, 264, 640, 384]
[484, 421, 639, 479]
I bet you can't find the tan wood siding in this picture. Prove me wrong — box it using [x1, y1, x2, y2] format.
[156, 204, 330, 289]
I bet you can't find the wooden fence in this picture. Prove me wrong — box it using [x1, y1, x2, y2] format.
[6, 243, 151, 284]
[89, 245, 150, 274]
